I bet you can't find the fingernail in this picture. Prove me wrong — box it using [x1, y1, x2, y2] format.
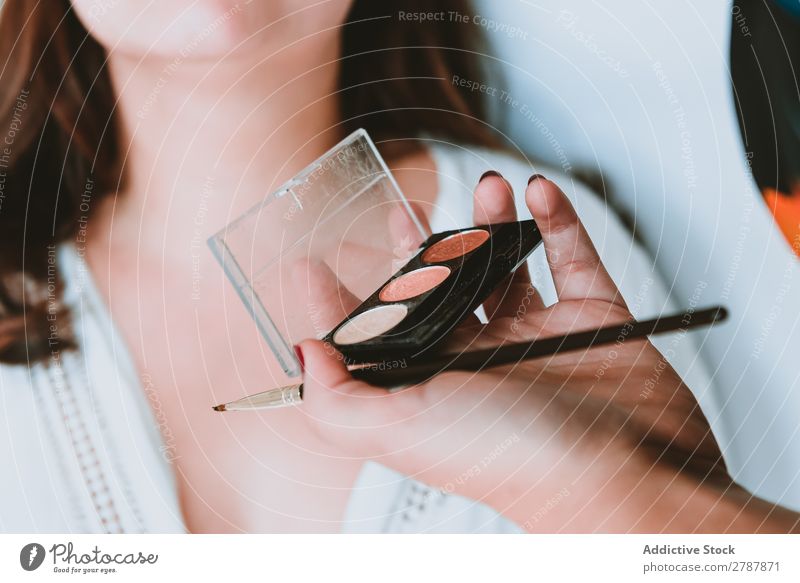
[479, 170, 502, 182]
[294, 344, 305, 372]
[528, 173, 546, 185]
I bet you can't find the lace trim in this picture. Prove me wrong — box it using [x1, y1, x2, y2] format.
[384, 480, 448, 533]
[31, 366, 88, 531]
[44, 357, 124, 533]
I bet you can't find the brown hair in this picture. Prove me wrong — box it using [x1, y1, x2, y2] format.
[0, 0, 498, 364]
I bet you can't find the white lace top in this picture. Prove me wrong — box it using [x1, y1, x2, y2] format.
[0, 141, 710, 533]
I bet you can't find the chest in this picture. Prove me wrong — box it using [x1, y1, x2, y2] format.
[93, 256, 362, 532]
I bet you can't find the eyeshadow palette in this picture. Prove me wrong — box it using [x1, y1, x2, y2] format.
[208, 129, 542, 379]
[323, 220, 543, 363]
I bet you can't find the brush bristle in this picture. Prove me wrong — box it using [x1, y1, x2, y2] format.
[212, 404, 226, 412]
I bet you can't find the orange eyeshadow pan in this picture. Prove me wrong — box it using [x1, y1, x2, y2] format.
[421, 229, 490, 263]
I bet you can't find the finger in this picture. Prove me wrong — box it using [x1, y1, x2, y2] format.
[291, 258, 362, 332]
[505, 281, 546, 315]
[298, 339, 406, 434]
[297, 339, 391, 459]
[387, 203, 479, 317]
[389, 201, 431, 270]
[389, 200, 482, 327]
[525, 175, 625, 306]
[299, 340, 397, 414]
[473, 170, 517, 225]
[473, 171, 534, 319]
[483, 276, 545, 321]
[298, 340, 371, 395]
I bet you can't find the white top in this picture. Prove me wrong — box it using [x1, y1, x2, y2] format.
[0, 142, 710, 533]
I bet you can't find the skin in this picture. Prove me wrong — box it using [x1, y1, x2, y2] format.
[65, 1, 796, 534]
[299, 175, 800, 533]
[69, 0, 440, 532]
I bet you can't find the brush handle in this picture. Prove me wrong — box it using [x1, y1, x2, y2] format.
[351, 306, 727, 388]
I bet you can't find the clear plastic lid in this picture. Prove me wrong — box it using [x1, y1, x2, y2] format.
[208, 129, 427, 377]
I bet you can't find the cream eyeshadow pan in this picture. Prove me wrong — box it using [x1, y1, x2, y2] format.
[333, 304, 408, 345]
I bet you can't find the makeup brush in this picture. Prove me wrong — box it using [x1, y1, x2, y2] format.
[212, 305, 727, 412]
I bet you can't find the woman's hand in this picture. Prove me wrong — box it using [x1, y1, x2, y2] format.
[297, 174, 733, 532]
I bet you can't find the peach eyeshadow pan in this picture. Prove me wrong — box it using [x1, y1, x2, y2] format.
[379, 266, 452, 302]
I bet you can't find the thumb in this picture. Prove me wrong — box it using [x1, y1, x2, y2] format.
[297, 339, 398, 444]
[297, 339, 353, 395]
[298, 339, 386, 403]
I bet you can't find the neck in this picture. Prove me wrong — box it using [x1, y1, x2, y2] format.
[99, 30, 342, 252]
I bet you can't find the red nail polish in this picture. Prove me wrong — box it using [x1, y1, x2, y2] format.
[294, 345, 305, 371]
[527, 173, 546, 185]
